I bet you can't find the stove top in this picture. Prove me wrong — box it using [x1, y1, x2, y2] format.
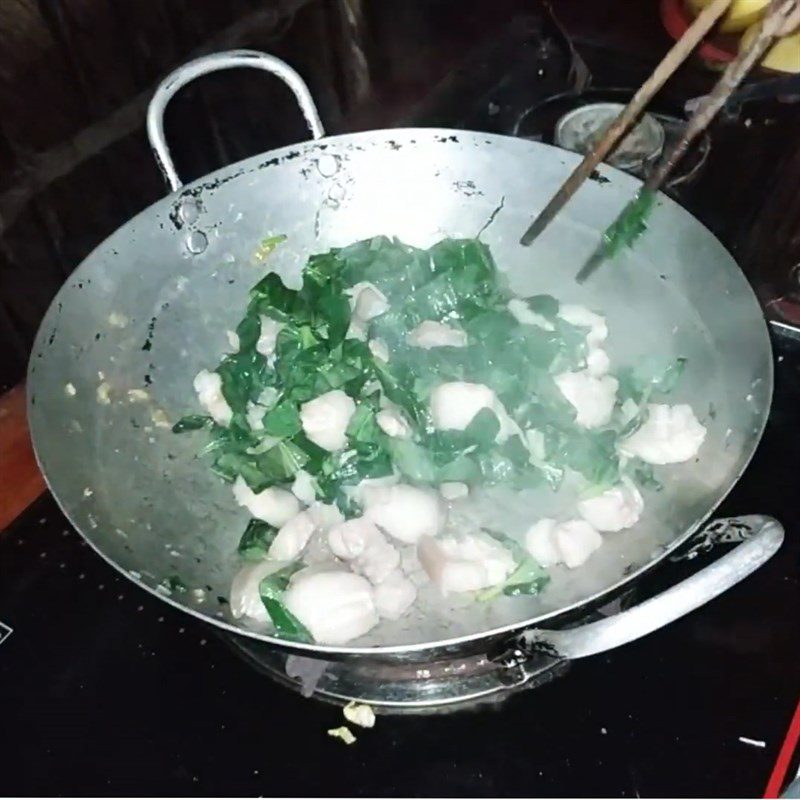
[2, 3, 799, 796]
[2, 333, 799, 796]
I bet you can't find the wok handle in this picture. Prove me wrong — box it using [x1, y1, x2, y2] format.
[146, 49, 325, 192]
[518, 515, 783, 662]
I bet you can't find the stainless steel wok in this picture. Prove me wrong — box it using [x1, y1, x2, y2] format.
[27, 51, 781, 706]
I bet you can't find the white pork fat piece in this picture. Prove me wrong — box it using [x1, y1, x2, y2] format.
[619, 403, 707, 464]
[232, 476, 300, 527]
[291, 470, 317, 505]
[417, 531, 516, 594]
[193, 369, 232, 426]
[578, 478, 644, 532]
[407, 320, 468, 349]
[586, 347, 611, 377]
[300, 390, 356, 452]
[368, 337, 390, 362]
[439, 482, 469, 501]
[362, 483, 445, 544]
[524, 519, 561, 567]
[283, 569, 379, 644]
[229, 559, 292, 624]
[375, 406, 412, 439]
[372, 570, 417, 620]
[525, 518, 603, 569]
[256, 316, 284, 359]
[267, 510, 316, 561]
[346, 282, 389, 321]
[558, 304, 608, 347]
[507, 298, 555, 330]
[328, 517, 401, 585]
[554, 370, 618, 429]
[429, 381, 495, 431]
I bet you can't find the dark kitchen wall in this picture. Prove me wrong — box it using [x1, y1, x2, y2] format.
[0, 0, 351, 392]
[0, 0, 538, 393]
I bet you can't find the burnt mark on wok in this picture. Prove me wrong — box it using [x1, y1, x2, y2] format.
[141, 316, 157, 351]
[168, 171, 246, 229]
[454, 180, 483, 197]
[257, 148, 304, 171]
[477, 196, 506, 239]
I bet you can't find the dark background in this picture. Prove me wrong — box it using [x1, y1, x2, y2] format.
[2, 0, 800, 393]
[1, 1, 799, 796]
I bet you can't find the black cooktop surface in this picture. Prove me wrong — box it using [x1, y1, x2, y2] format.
[2, 332, 798, 797]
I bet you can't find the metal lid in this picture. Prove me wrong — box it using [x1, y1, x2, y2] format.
[555, 102, 666, 172]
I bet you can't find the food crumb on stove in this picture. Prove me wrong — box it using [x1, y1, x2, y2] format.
[96, 381, 111, 404]
[738, 736, 766, 748]
[328, 726, 357, 745]
[601, 727, 607, 735]
[83, 487, 93, 497]
[343, 701, 376, 729]
[64, 382, 76, 396]
[127, 388, 149, 403]
[151, 408, 170, 428]
[107, 312, 129, 328]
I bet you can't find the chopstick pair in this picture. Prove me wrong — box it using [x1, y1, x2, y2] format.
[519, 0, 800, 282]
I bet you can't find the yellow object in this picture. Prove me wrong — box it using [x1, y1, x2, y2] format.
[740, 23, 800, 73]
[686, 0, 770, 33]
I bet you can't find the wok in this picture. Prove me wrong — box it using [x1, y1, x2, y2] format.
[27, 51, 781, 704]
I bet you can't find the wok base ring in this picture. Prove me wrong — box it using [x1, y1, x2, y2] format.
[223, 633, 570, 713]
[219, 514, 782, 713]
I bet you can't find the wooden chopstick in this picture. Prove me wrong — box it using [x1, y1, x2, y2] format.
[575, 0, 800, 283]
[640, 0, 798, 196]
[519, 0, 735, 247]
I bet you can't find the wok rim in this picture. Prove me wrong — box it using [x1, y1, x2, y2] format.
[27, 127, 775, 658]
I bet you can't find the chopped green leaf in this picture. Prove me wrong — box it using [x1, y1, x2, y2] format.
[172, 414, 212, 433]
[262, 400, 302, 437]
[237, 519, 278, 560]
[253, 233, 287, 261]
[259, 563, 311, 640]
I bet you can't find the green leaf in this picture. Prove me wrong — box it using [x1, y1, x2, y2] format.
[235, 311, 262, 351]
[163, 574, 188, 594]
[524, 294, 559, 319]
[249, 272, 300, 321]
[387, 438, 438, 483]
[373, 359, 428, 426]
[347, 403, 379, 444]
[238, 519, 278, 561]
[476, 538, 549, 601]
[616, 357, 687, 404]
[464, 408, 501, 447]
[261, 598, 311, 640]
[475, 532, 550, 601]
[544, 425, 620, 487]
[600, 188, 657, 259]
[255, 439, 310, 482]
[262, 400, 302, 437]
[260, 562, 304, 595]
[217, 350, 272, 414]
[259, 563, 312, 641]
[253, 233, 287, 261]
[172, 414, 212, 433]
[625, 459, 663, 492]
[500, 557, 550, 598]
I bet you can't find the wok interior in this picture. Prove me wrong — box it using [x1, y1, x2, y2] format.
[28, 130, 771, 654]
